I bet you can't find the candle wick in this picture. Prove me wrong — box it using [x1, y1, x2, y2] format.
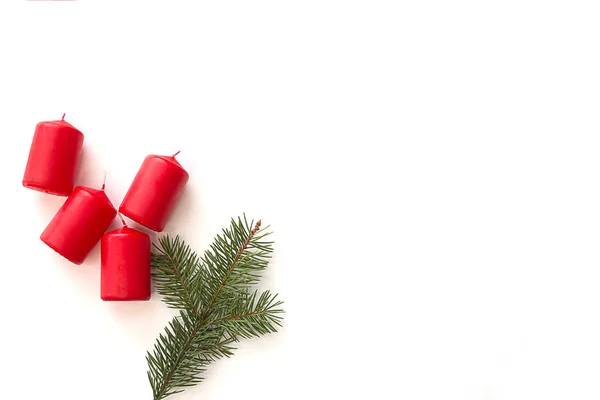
[119, 214, 128, 227]
[62, 113, 66, 121]
[101, 171, 107, 191]
[173, 150, 181, 158]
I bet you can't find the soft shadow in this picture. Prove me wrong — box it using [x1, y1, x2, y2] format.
[164, 181, 203, 239]
[75, 145, 105, 188]
[105, 297, 170, 321]
[104, 298, 175, 343]
[35, 192, 67, 221]
[51, 251, 101, 301]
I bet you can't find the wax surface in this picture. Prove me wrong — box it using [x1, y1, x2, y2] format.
[23, 119, 84, 196]
[119, 154, 189, 232]
[41, 186, 116, 265]
[101, 226, 151, 301]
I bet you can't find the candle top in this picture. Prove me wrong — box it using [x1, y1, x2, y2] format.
[152, 154, 182, 166]
[38, 118, 82, 132]
[76, 186, 115, 209]
[107, 226, 149, 237]
[148, 153, 189, 177]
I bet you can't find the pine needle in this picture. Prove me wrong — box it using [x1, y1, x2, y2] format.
[147, 216, 284, 400]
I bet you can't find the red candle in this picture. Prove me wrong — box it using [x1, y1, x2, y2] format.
[23, 114, 84, 196]
[101, 216, 151, 301]
[41, 184, 116, 265]
[119, 152, 189, 232]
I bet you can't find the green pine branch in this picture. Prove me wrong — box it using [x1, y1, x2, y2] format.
[147, 216, 284, 400]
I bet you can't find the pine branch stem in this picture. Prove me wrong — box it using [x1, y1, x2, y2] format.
[214, 309, 262, 323]
[205, 220, 262, 311]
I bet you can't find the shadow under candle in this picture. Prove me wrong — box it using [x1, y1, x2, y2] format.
[75, 145, 106, 189]
[163, 180, 204, 239]
[35, 191, 67, 221]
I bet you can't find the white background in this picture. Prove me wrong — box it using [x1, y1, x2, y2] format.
[1, 1, 600, 399]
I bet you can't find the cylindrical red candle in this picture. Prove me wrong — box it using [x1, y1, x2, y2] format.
[23, 115, 84, 196]
[101, 218, 151, 301]
[41, 185, 116, 265]
[119, 152, 189, 232]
